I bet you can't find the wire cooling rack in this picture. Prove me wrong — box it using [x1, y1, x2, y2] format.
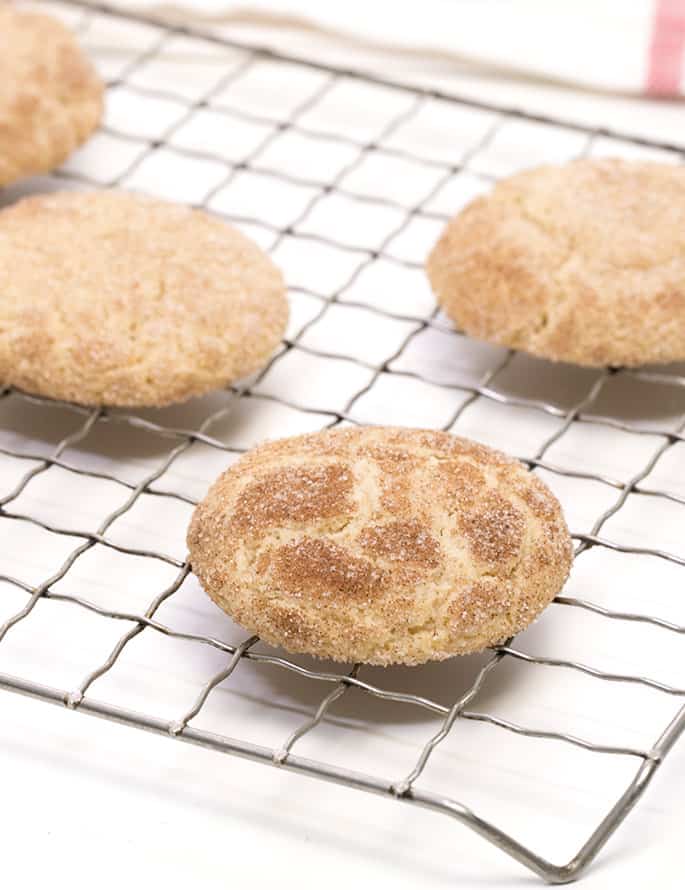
[1, 1, 685, 883]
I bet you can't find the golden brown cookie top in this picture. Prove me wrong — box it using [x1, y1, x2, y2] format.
[0, 190, 288, 406]
[428, 158, 685, 367]
[188, 427, 572, 665]
[0, 6, 103, 186]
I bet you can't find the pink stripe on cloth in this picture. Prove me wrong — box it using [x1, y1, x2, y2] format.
[647, 0, 685, 95]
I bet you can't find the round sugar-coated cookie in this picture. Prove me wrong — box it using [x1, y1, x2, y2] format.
[0, 190, 288, 406]
[188, 427, 572, 665]
[0, 7, 103, 187]
[427, 159, 685, 367]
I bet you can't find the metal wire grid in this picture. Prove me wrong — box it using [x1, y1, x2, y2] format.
[0, 0, 684, 882]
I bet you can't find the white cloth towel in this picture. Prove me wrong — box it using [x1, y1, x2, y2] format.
[111, 0, 685, 96]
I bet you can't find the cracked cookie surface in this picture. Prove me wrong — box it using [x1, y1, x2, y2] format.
[427, 158, 685, 367]
[188, 427, 572, 665]
[0, 190, 287, 406]
[0, 6, 103, 187]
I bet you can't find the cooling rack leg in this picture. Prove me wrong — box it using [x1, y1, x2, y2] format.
[548, 703, 685, 884]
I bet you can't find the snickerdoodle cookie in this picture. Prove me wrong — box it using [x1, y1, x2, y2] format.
[0, 6, 103, 187]
[428, 159, 685, 367]
[188, 427, 572, 665]
[0, 190, 287, 406]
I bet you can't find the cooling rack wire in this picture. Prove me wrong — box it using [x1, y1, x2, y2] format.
[1, 1, 685, 883]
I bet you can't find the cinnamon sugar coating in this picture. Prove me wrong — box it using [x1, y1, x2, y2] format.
[427, 159, 685, 367]
[188, 427, 572, 665]
[0, 191, 288, 406]
[0, 6, 103, 186]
